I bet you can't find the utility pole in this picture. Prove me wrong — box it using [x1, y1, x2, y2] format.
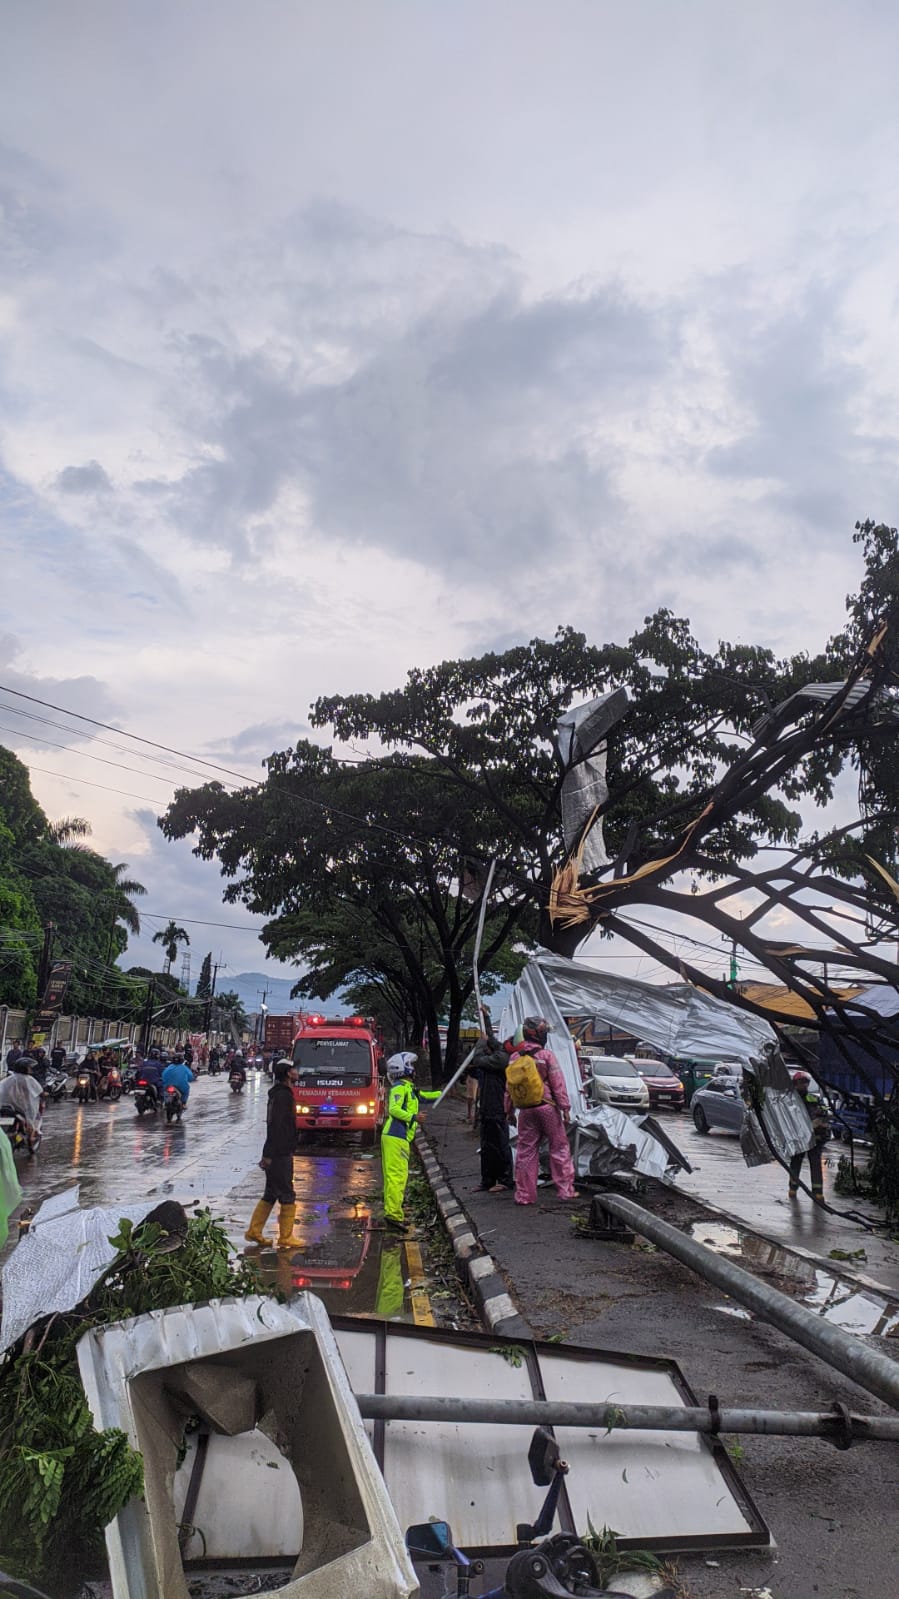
[36, 922, 55, 997]
[140, 977, 157, 1055]
[203, 959, 220, 1035]
[254, 987, 268, 1053]
[26, 922, 56, 1045]
[724, 937, 739, 990]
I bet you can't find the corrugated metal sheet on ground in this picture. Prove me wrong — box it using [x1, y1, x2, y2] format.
[331, 1318, 768, 1554]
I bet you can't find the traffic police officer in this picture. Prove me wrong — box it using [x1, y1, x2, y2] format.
[381, 1052, 441, 1231]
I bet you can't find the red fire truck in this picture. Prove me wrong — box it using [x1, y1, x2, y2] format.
[290, 1013, 386, 1144]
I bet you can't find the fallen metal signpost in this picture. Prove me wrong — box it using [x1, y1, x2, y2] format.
[356, 1393, 899, 1445]
[590, 1192, 899, 1412]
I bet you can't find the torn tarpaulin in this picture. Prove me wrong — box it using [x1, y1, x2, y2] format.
[0, 1186, 157, 1355]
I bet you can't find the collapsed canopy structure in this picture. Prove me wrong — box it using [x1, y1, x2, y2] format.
[503, 952, 778, 1108]
[501, 954, 810, 1182]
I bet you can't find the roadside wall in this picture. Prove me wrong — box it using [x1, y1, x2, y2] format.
[0, 1006, 195, 1071]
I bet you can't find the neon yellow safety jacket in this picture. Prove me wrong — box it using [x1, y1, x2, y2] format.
[383, 1078, 441, 1143]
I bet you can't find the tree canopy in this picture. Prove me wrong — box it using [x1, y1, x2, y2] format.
[0, 746, 147, 1017]
[161, 525, 899, 1079]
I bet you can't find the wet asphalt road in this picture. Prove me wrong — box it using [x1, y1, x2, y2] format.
[2, 1072, 418, 1321]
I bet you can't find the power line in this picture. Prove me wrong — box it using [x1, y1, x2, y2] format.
[140, 910, 270, 931]
[0, 681, 457, 850]
[0, 699, 218, 785]
[0, 716, 187, 790]
[22, 763, 171, 806]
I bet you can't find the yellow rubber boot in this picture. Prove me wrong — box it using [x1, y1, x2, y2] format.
[277, 1203, 297, 1248]
[244, 1201, 273, 1244]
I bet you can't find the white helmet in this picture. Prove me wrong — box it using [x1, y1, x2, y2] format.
[386, 1051, 417, 1081]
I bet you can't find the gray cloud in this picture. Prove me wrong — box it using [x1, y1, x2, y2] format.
[55, 459, 112, 494]
[165, 217, 674, 573]
[203, 720, 311, 766]
[705, 280, 899, 540]
[0, 635, 118, 752]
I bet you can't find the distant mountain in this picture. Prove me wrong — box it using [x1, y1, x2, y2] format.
[221, 972, 335, 1014]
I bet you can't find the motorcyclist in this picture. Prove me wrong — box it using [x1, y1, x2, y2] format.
[183, 1041, 194, 1068]
[137, 1052, 165, 1105]
[0, 1059, 43, 1142]
[49, 1040, 67, 1075]
[81, 1050, 101, 1101]
[29, 1048, 49, 1087]
[162, 1052, 196, 1107]
[229, 1052, 247, 1085]
[380, 1052, 441, 1232]
[209, 1046, 221, 1074]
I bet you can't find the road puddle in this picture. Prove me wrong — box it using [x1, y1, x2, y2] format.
[687, 1221, 899, 1337]
[244, 1150, 422, 1322]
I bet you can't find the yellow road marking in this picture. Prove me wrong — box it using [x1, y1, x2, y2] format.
[404, 1238, 435, 1326]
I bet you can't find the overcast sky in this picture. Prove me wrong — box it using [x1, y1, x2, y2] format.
[2, 0, 898, 987]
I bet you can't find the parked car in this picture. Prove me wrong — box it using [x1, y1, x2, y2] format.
[626, 1057, 685, 1111]
[583, 1054, 650, 1112]
[691, 1076, 746, 1135]
[673, 1057, 742, 1104]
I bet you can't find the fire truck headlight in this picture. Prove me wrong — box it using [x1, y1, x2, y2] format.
[355, 1103, 369, 1114]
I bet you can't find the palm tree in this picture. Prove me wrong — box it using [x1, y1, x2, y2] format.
[152, 920, 190, 973]
[110, 863, 147, 937]
[48, 816, 92, 849]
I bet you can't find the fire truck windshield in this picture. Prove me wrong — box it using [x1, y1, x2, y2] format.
[292, 1037, 372, 1079]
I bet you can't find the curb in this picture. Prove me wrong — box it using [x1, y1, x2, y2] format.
[417, 1136, 532, 1338]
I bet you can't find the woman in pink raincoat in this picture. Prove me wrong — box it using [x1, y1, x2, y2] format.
[505, 1017, 577, 1205]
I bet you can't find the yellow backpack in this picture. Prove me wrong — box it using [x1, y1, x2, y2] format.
[505, 1052, 546, 1109]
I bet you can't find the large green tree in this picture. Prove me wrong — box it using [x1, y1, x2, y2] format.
[195, 951, 213, 1000]
[0, 747, 147, 1016]
[161, 750, 532, 1077]
[161, 528, 899, 1084]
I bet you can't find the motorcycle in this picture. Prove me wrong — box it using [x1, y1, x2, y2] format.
[0, 1104, 42, 1156]
[134, 1078, 160, 1116]
[229, 1070, 246, 1095]
[73, 1071, 95, 1104]
[208, 1057, 221, 1076]
[164, 1084, 185, 1123]
[406, 1427, 676, 1599]
[43, 1068, 69, 1103]
[121, 1064, 138, 1095]
[99, 1066, 123, 1103]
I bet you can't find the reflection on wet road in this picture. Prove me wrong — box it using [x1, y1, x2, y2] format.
[2, 1074, 426, 1323]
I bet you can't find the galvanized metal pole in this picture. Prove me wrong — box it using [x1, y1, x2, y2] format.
[430, 858, 498, 1112]
[355, 1393, 899, 1442]
[592, 1193, 899, 1412]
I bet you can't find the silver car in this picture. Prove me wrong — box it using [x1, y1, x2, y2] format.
[691, 1075, 745, 1135]
[583, 1054, 651, 1111]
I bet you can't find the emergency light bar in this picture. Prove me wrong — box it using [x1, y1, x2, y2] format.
[304, 1014, 368, 1028]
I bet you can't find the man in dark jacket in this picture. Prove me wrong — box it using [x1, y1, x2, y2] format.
[245, 1059, 299, 1248]
[788, 1071, 830, 1202]
[470, 1035, 514, 1191]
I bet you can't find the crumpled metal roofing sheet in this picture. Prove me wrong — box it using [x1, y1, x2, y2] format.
[502, 953, 778, 1118]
